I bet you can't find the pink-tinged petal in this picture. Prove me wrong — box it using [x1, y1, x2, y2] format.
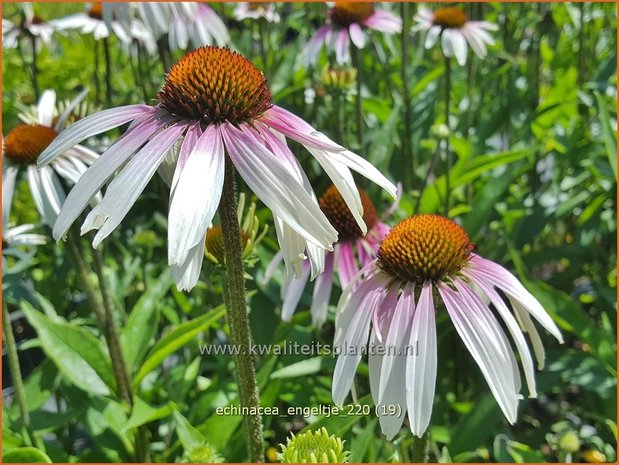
[171, 122, 201, 190]
[335, 28, 350, 63]
[81, 122, 186, 247]
[406, 281, 437, 437]
[171, 241, 205, 291]
[304, 25, 332, 65]
[373, 283, 400, 344]
[465, 268, 537, 398]
[168, 125, 225, 266]
[468, 255, 563, 343]
[364, 10, 402, 33]
[337, 242, 359, 288]
[329, 150, 397, 198]
[438, 280, 519, 423]
[281, 261, 311, 322]
[38, 104, 155, 167]
[53, 115, 167, 241]
[261, 106, 345, 152]
[348, 23, 366, 48]
[310, 251, 335, 327]
[332, 277, 387, 405]
[220, 123, 337, 250]
[262, 250, 283, 285]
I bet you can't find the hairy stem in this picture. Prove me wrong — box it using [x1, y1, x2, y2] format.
[401, 2, 414, 189]
[351, 44, 364, 149]
[102, 37, 113, 107]
[443, 55, 452, 217]
[411, 433, 429, 462]
[219, 157, 264, 462]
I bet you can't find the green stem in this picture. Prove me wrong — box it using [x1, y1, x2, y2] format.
[411, 433, 429, 462]
[401, 2, 414, 189]
[31, 35, 39, 100]
[2, 300, 37, 447]
[219, 157, 264, 462]
[102, 37, 113, 107]
[443, 55, 452, 217]
[351, 44, 364, 149]
[93, 38, 101, 106]
[157, 36, 173, 73]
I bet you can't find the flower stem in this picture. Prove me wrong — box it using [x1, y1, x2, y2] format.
[102, 37, 113, 107]
[443, 55, 452, 217]
[411, 433, 429, 462]
[351, 44, 364, 149]
[93, 38, 102, 105]
[2, 300, 37, 447]
[219, 157, 264, 462]
[31, 35, 39, 100]
[401, 2, 414, 189]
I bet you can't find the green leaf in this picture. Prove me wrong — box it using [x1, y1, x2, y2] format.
[449, 395, 503, 455]
[120, 270, 172, 371]
[123, 397, 176, 432]
[594, 91, 617, 177]
[173, 410, 207, 451]
[2, 447, 52, 463]
[21, 302, 116, 396]
[133, 305, 225, 386]
[270, 356, 322, 379]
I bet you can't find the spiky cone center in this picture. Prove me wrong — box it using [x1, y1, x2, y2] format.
[433, 7, 468, 29]
[4, 124, 58, 165]
[279, 428, 350, 464]
[329, 2, 374, 27]
[157, 46, 272, 126]
[205, 225, 250, 264]
[88, 3, 103, 20]
[377, 214, 474, 284]
[319, 184, 377, 242]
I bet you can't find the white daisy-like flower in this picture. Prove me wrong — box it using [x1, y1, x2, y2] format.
[413, 5, 498, 66]
[37, 46, 396, 291]
[2, 89, 100, 227]
[2, 3, 55, 51]
[233, 2, 280, 23]
[332, 214, 563, 439]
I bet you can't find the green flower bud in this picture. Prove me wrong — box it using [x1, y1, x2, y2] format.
[559, 431, 581, 453]
[184, 443, 224, 463]
[278, 427, 350, 463]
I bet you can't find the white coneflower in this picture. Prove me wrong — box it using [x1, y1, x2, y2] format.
[38, 46, 396, 291]
[332, 214, 563, 439]
[2, 3, 54, 51]
[413, 5, 498, 65]
[2, 90, 99, 227]
[233, 3, 280, 23]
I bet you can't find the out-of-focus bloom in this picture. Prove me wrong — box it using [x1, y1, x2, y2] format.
[278, 427, 350, 463]
[268, 184, 396, 327]
[331, 214, 563, 439]
[413, 5, 497, 65]
[305, 2, 401, 65]
[50, 3, 156, 54]
[233, 2, 280, 23]
[183, 442, 224, 463]
[321, 66, 357, 91]
[137, 3, 229, 51]
[2, 89, 99, 227]
[204, 193, 268, 266]
[38, 46, 396, 291]
[2, 3, 55, 50]
[583, 450, 607, 463]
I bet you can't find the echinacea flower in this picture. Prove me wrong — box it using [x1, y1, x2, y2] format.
[137, 3, 229, 51]
[413, 5, 497, 66]
[38, 46, 396, 291]
[233, 2, 280, 23]
[305, 2, 401, 65]
[2, 3, 54, 51]
[2, 90, 99, 227]
[268, 184, 394, 327]
[332, 214, 563, 439]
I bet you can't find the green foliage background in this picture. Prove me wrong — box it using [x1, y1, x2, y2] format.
[2, 2, 617, 463]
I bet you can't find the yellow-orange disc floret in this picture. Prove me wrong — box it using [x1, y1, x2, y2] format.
[157, 46, 272, 125]
[432, 7, 468, 29]
[319, 184, 377, 241]
[377, 214, 474, 283]
[330, 2, 375, 27]
[4, 124, 58, 165]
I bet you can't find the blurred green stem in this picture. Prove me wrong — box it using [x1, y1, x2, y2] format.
[411, 433, 429, 462]
[93, 38, 101, 105]
[443, 55, 452, 217]
[31, 35, 39, 100]
[2, 300, 37, 447]
[401, 2, 414, 189]
[351, 44, 364, 148]
[219, 157, 264, 462]
[157, 36, 173, 73]
[102, 37, 113, 107]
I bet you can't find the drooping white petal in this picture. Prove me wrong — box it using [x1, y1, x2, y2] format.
[310, 252, 334, 327]
[37, 90, 56, 127]
[406, 281, 437, 437]
[2, 164, 19, 228]
[53, 115, 166, 241]
[171, 240, 205, 291]
[81, 123, 185, 247]
[220, 123, 338, 250]
[329, 150, 397, 199]
[168, 125, 224, 266]
[513, 300, 546, 370]
[281, 262, 311, 322]
[28, 165, 66, 227]
[273, 216, 308, 279]
[348, 23, 366, 49]
[38, 104, 154, 167]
